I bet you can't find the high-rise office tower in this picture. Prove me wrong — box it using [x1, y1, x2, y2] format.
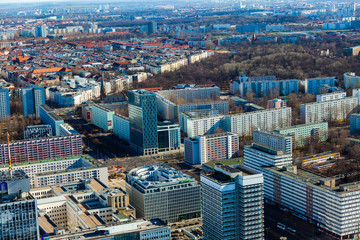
[0, 170, 40, 239]
[201, 164, 264, 240]
[35, 24, 47, 37]
[21, 86, 45, 117]
[128, 90, 158, 155]
[147, 21, 157, 35]
[0, 88, 10, 119]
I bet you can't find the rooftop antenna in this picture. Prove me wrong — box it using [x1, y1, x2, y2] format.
[6, 132, 12, 177]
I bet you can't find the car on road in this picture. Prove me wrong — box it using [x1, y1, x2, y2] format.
[287, 227, 296, 234]
[277, 223, 286, 230]
[280, 207, 289, 212]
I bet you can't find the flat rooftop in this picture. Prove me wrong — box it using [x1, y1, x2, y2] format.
[203, 158, 244, 169]
[92, 104, 115, 113]
[48, 112, 63, 121]
[275, 121, 327, 131]
[203, 164, 258, 184]
[254, 130, 291, 139]
[128, 164, 195, 189]
[24, 124, 52, 130]
[204, 132, 237, 139]
[229, 107, 291, 117]
[0, 155, 101, 169]
[265, 166, 360, 194]
[47, 219, 168, 239]
[40, 104, 54, 112]
[0, 169, 29, 182]
[301, 96, 356, 106]
[250, 143, 289, 156]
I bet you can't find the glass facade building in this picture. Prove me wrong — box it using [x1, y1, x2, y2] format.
[157, 121, 181, 152]
[21, 86, 45, 117]
[0, 88, 10, 119]
[129, 90, 158, 155]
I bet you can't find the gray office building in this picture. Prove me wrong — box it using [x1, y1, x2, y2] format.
[125, 164, 201, 223]
[201, 164, 264, 240]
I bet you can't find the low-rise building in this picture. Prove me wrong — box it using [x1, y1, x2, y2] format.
[31, 178, 142, 238]
[268, 98, 287, 109]
[295, 152, 340, 166]
[44, 219, 171, 240]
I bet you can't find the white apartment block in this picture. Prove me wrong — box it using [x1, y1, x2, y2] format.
[0, 155, 108, 188]
[185, 115, 225, 138]
[264, 165, 360, 239]
[225, 107, 292, 137]
[316, 92, 346, 102]
[179, 109, 219, 132]
[300, 97, 357, 124]
[253, 130, 293, 153]
[244, 143, 293, 173]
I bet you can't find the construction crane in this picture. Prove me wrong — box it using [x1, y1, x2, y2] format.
[6, 132, 12, 177]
